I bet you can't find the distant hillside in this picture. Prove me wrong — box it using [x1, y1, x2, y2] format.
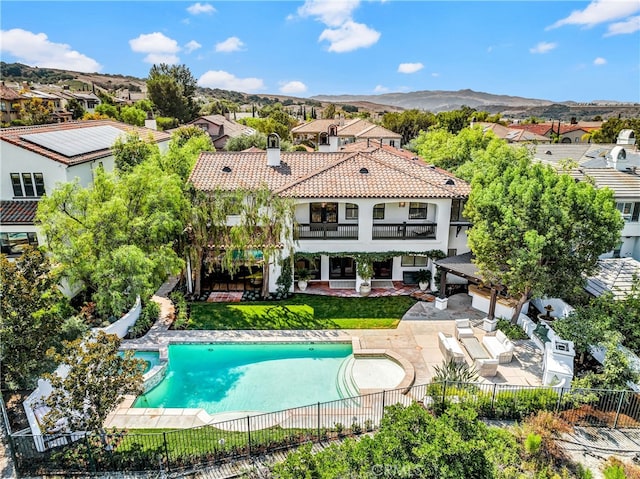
[312, 89, 554, 112]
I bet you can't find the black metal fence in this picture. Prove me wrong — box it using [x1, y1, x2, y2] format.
[7, 382, 640, 476]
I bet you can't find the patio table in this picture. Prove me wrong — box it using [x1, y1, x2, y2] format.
[460, 337, 491, 360]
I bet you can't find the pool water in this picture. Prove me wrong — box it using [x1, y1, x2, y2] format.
[134, 343, 352, 414]
[119, 351, 160, 374]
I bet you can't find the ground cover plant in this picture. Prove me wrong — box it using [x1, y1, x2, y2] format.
[188, 294, 415, 329]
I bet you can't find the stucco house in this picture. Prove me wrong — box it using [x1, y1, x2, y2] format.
[0, 83, 26, 125]
[292, 118, 402, 149]
[187, 114, 256, 149]
[0, 120, 171, 256]
[188, 134, 471, 294]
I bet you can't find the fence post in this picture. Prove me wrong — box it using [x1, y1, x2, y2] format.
[246, 416, 251, 457]
[163, 432, 171, 472]
[556, 387, 565, 414]
[613, 390, 626, 429]
[317, 402, 321, 441]
[6, 434, 19, 478]
[491, 383, 498, 415]
[381, 390, 386, 421]
[85, 434, 96, 473]
[442, 380, 447, 409]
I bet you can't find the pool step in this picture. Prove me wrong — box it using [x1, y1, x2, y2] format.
[336, 356, 360, 402]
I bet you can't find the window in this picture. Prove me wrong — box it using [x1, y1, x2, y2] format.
[0, 101, 6, 112]
[408, 202, 427, 219]
[310, 203, 337, 223]
[0, 232, 38, 256]
[450, 199, 468, 222]
[447, 248, 458, 257]
[373, 203, 385, 220]
[617, 202, 640, 222]
[401, 255, 428, 267]
[10, 173, 45, 197]
[345, 203, 358, 220]
[295, 256, 321, 280]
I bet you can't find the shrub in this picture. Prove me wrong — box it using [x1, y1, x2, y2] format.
[127, 300, 159, 339]
[603, 464, 626, 479]
[170, 291, 190, 329]
[497, 319, 528, 340]
[524, 433, 542, 456]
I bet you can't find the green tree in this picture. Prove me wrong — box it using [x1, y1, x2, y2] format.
[119, 105, 147, 126]
[185, 185, 296, 297]
[225, 132, 268, 151]
[95, 103, 119, 120]
[37, 164, 186, 317]
[112, 131, 158, 172]
[382, 109, 437, 146]
[147, 63, 199, 123]
[155, 126, 213, 182]
[590, 117, 640, 144]
[0, 248, 70, 389]
[42, 331, 144, 434]
[413, 126, 496, 175]
[66, 98, 85, 120]
[321, 103, 336, 120]
[465, 156, 624, 322]
[435, 106, 475, 134]
[19, 97, 53, 125]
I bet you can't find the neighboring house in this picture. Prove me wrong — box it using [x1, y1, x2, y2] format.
[60, 91, 101, 114]
[188, 134, 471, 293]
[531, 133, 640, 260]
[585, 257, 640, 300]
[20, 89, 72, 123]
[508, 122, 596, 143]
[292, 118, 402, 148]
[474, 122, 550, 143]
[0, 120, 171, 256]
[187, 114, 256, 149]
[0, 83, 26, 125]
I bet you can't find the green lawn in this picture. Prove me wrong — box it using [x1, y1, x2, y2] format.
[188, 294, 416, 330]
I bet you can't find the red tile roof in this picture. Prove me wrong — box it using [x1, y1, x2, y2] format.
[189, 146, 470, 200]
[0, 84, 24, 102]
[0, 120, 171, 166]
[0, 200, 39, 225]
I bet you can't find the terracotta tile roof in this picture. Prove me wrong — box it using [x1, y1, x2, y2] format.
[291, 119, 340, 135]
[0, 84, 24, 101]
[0, 200, 39, 225]
[354, 124, 401, 139]
[291, 118, 401, 139]
[508, 123, 553, 136]
[189, 148, 470, 200]
[190, 115, 255, 137]
[0, 120, 171, 166]
[585, 258, 640, 299]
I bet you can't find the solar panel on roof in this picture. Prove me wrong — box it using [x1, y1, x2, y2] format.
[20, 125, 126, 158]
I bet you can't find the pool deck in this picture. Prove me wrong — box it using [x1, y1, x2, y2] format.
[109, 292, 543, 430]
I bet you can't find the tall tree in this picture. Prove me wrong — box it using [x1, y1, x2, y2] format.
[147, 63, 199, 123]
[0, 248, 70, 389]
[465, 156, 624, 322]
[112, 131, 159, 172]
[65, 98, 85, 120]
[42, 331, 144, 434]
[382, 109, 437, 145]
[37, 164, 186, 317]
[19, 97, 53, 125]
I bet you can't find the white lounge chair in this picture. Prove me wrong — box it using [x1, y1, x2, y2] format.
[455, 318, 475, 340]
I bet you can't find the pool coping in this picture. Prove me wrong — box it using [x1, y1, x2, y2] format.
[107, 334, 415, 430]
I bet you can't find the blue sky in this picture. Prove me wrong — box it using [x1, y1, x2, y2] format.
[1, 1, 639, 102]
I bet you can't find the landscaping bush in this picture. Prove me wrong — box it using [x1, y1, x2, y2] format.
[169, 291, 190, 329]
[127, 300, 159, 339]
[497, 318, 529, 340]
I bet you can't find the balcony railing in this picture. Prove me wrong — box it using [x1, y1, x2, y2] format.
[297, 223, 359, 240]
[372, 222, 437, 240]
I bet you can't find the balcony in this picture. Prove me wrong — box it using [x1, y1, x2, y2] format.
[372, 222, 437, 240]
[297, 223, 359, 240]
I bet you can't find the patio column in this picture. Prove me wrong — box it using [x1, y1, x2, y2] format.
[482, 286, 499, 332]
[435, 268, 448, 310]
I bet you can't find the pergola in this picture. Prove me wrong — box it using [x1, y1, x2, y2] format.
[434, 252, 503, 321]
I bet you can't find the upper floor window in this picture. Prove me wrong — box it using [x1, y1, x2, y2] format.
[373, 203, 385, 220]
[401, 255, 428, 267]
[310, 202, 337, 223]
[0, 232, 38, 256]
[450, 199, 468, 222]
[408, 202, 427, 220]
[345, 203, 358, 220]
[11, 173, 45, 197]
[617, 202, 640, 222]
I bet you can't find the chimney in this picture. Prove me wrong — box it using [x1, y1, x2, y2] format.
[266, 133, 281, 167]
[328, 124, 339, 152]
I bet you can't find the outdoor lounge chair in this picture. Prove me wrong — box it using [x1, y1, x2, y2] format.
[455, 319, 475, 340]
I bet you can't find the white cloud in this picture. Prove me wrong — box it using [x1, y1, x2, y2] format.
[529, 41, 557, 54]
[0, 28, 102, 72]
[295, 0, 380, 52]
[184, 40, 202, 54]
[431, 72, 440, 78]
[297, 0, 360, 27]
[374, 85, 388, 93]
[215, 37, 245, 53]
[605, 15, 640, 36]
[129, 32, 180, 64]
[280, 81, 307, 94]
[319, 21, 380, 53]
[187, 3, 215, 15]
[198, 70, 265, 92]
[548, 0, 640, 29]
[398, 62, 424, 74]
[593, 57, 607, 65]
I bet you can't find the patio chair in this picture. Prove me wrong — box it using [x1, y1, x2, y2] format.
[455, 318, 475, 340]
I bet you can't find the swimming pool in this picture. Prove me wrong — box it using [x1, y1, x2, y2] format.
[119, 350, 160, 374]
[134, 343, 354, 414]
